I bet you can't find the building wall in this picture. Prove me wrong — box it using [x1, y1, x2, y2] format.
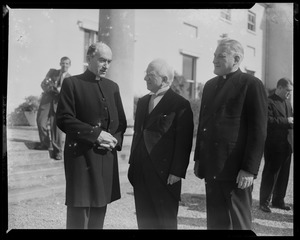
[7, 9, 99, 114]
[133, 6, 267, 99]
[7, 5, 293, 117]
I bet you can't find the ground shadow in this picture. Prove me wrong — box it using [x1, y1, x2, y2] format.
[178, 193, 207, 228]
[180, 193, 206, 212]
[251, 199, 293, 236]
[9, 138, 38, 150]
[252, 199, 293, 222]
[9, 138, 53, 158]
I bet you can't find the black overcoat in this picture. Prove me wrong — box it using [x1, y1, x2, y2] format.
[194, 69, 268, 180]
[56, 69, 127, 207]
[128, 89, 194, 200]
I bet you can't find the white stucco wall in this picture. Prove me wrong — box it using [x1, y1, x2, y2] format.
[133, 6, 267, 98]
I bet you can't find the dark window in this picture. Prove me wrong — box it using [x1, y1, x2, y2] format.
[83, 29, 98, 68]
[248, 11, 256, 32]
[182, 54, 197, 99]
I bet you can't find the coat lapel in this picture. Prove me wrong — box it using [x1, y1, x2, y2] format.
[145, 89, 173, 129]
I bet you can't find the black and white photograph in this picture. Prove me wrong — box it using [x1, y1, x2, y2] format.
[3, 3, 294, 236]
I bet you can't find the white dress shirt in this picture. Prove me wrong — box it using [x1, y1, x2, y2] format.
[148, 86, 170, 113]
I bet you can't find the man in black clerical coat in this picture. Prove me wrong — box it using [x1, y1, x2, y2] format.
[259, 77, 293, 213]
[56, 42, 127, 229]
[194, 39, 268, 230]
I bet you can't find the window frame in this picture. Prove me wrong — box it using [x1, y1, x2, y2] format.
[220, 9, 232, 22]
[247, 11, 256, 32]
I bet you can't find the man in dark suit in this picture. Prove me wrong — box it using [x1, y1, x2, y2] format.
[36, 56, 71, 160]
[259, 78, 293, 213]
[194, 39, 268, 230]
[56, 42, 127, 229]
[128, 58, 194, 229]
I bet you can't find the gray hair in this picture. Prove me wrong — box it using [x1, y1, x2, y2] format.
[218, 38, 244, 62]
[86, 42, 112, 57]
[149, 58, 174, 85]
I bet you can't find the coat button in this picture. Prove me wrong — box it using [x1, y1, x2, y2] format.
[102, 98, 106, 101]
[203, 128, 207, 132]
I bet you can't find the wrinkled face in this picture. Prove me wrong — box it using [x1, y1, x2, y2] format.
[278, 84, 293, 100]
[87, 48, 112, 77]
[213, 45, 236, 76]
[60, 59, 71, 73]
[144, 64, 164, 93]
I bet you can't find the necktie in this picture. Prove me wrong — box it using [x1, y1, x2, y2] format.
[57, 73, 64, 87]
[148, 91, 167, 113]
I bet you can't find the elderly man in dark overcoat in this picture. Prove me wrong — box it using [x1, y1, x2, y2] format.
[128, 58, 194, 229]
[194, 39, 268, 230]
[56, 42, 127, 229]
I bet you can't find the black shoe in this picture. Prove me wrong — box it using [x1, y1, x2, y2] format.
[260, 204, 272, 213]
[34, 144, 48, 150]
[54, 154, 62, 160]
[272, 203, 291, 210]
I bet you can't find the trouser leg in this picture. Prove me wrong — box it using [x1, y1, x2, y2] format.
[272, 153, 292, 205]
[87, 206, 107, 229]
[49, 112, 64, 155]
[66, 206, 107, 229]
[205, 180, 253, 230]
[66, 206, 89, 229]
[36, 103, 50, 147]
[260, 150, 281, 206]
[133, 184, 160, 229]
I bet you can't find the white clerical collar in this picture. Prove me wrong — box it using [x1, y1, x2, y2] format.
[150, 86, 170, 96]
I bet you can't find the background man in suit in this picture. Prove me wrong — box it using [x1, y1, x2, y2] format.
[259, 78, 293, 213]
[194, 39, 268, 230]
[56, 42, 127, 229]
[128, 59, 194, 229]
[36, 56, 71, 160]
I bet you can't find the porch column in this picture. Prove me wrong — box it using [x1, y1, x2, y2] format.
[99, 9, 135, 127]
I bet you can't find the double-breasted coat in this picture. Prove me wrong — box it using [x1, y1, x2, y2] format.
[194, 69, 268, 180]
[128, 88, 194, 201]
[56, 69, 127, 207]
